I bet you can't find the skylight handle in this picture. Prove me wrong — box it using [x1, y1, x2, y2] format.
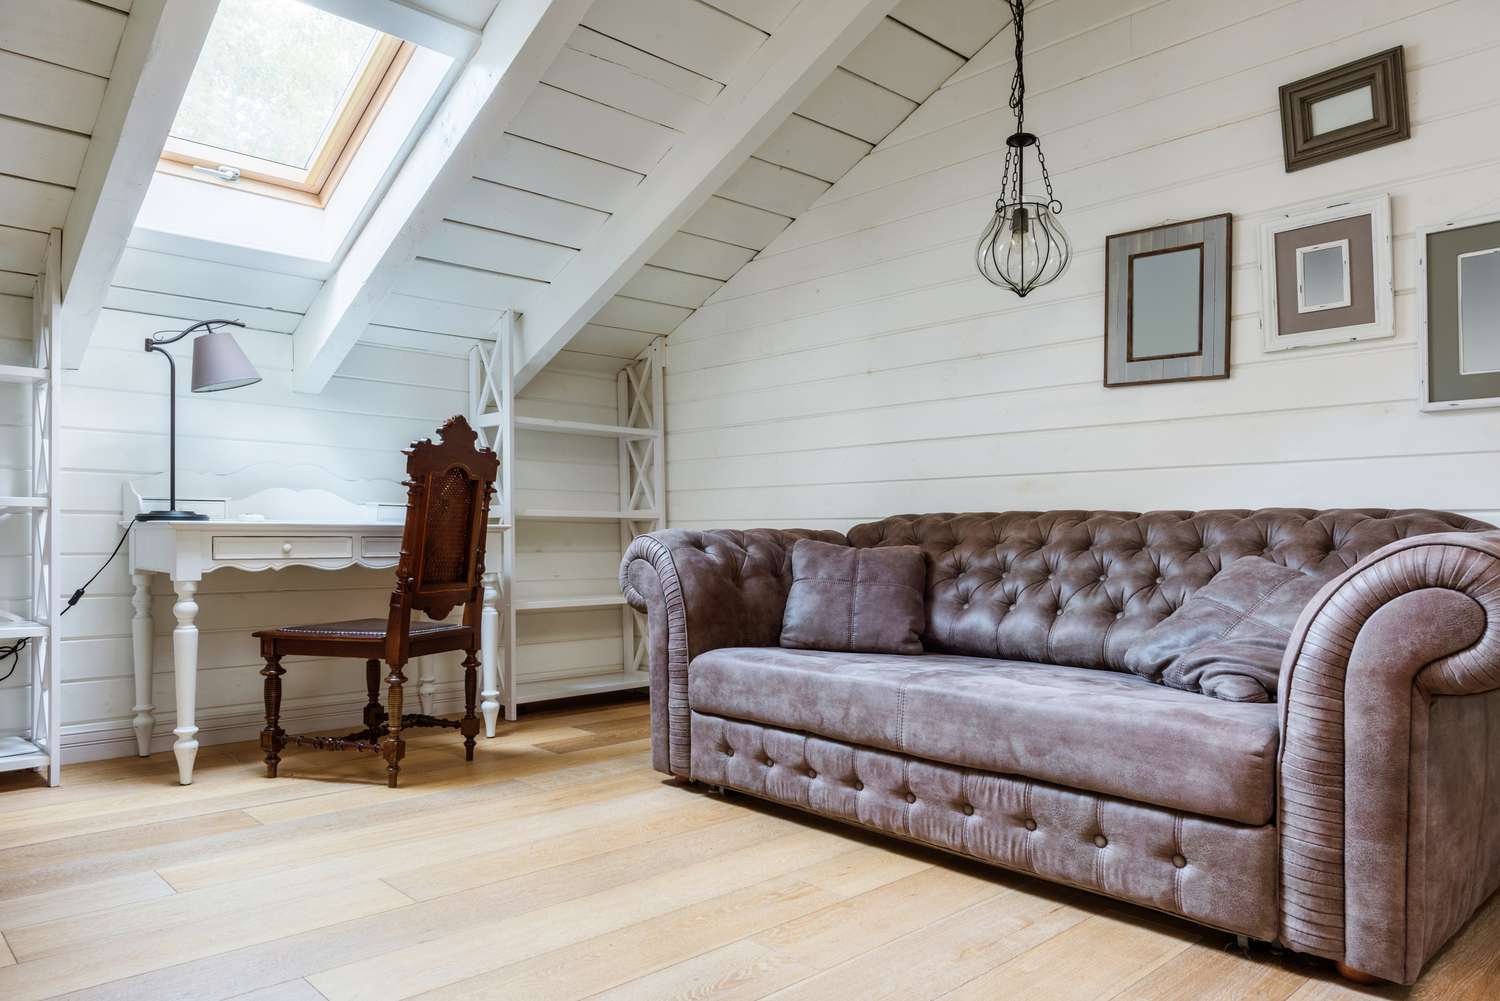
[191, 164, 241, 182]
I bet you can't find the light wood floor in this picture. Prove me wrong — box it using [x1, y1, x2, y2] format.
[1, 699, 1496, 1001]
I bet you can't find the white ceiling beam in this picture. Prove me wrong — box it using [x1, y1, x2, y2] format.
[512, 0, 900, 389]
[292, 0, 591, 394]
[297, 0, 480, 59]
[59, 0, 220, 369]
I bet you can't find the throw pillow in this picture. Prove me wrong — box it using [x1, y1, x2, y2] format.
[1124, 556, 1328, 702]
[781, 540, 927, 655]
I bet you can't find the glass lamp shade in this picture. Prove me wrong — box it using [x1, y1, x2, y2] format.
[975, 199, 1071, 297]
[191, 327, 262, 392]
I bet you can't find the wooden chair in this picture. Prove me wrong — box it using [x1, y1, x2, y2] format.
[253, 415, 499, 787]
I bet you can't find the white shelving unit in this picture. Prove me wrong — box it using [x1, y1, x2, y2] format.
[469, 312, 664, 721]
[1, 232, 62, 786]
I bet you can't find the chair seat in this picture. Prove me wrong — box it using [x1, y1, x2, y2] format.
[688, 648, 1279, 826]
[255, 618, 467, 640]
[254, 617, 473, 658]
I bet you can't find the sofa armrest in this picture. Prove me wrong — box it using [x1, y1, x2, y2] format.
[1278, 529, 1500, 983]
[620, 527, 846, 776]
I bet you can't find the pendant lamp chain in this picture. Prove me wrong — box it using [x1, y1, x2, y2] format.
[975, 0, 1070, 296]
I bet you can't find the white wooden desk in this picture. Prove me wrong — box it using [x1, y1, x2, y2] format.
[123, 472, 507, 785]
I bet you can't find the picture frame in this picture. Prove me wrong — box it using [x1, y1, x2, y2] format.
[1104, 213, 1232, 387]
[1279, 47, 1409, 172]
[1259, 195, 1393, 352]
[1418, 213, 1500, 412]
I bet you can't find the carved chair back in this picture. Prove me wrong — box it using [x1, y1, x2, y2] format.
[385, 415, 499, 666]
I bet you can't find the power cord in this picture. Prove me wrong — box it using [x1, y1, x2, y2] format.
[0, 521, 135, 684]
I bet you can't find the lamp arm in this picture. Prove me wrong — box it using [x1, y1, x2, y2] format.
[146, 317, 244, 349]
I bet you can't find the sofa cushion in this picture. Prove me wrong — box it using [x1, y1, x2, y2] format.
[781, 539, 926, 655]
[1124, 556, 1328, 702]
[845, 509, 1489, 670]
[689, 647, 1280, 825]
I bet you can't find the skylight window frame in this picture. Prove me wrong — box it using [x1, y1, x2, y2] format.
[160, 33, 413, 206]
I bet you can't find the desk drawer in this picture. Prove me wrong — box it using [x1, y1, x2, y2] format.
[212, 536, 353, 561]
[361, 536, 403, 559]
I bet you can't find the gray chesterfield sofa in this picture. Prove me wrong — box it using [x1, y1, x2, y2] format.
[620, 509, 1500, 985]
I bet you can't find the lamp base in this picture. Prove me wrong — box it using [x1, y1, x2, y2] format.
[136, 510, 209, 522]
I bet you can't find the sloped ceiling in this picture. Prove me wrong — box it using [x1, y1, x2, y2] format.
[0, 0, 132, 296]
[32, 0, 1009, 383]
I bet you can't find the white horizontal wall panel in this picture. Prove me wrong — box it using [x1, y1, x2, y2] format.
[570, 323, 657, 359]
[717, 158, 831, 219]
[112, 248, 323, 314]
[682, 196, 791, 251]
[620, 265, 723, 310]
[593, 295, 691, 334]
[798, 67, 918, 145]
[699, 0, 800, 34]
[421, 220, 576, 282]
[841, 17, 965, 103]
[449, 178, 609, 248]
[474, 134, 643, 213]
[509, 84, 679, 175]
[755, 115, 873, 183]
[648, 232, 757, 282]
[395, 258, 547, 311]
[0, 50, 107, 135]
[892, 0, 1009, 58]
[0, 117, 89, 188]
[0, 0, 128, 76]
[549, 28, 720, 130]
[0, 227, 47, 277]
[581, 0, 767, 83]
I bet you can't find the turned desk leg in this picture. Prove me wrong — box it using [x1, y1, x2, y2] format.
[480, 571, 501, 737]
[130, 573, 156, 756]
[171, 579, 201, 785]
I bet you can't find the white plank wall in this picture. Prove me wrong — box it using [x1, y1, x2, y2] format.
[0, 283, 621, 757]
[664, 0, 1500, 533]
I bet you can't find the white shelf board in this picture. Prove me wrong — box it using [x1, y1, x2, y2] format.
[516, 594, 626, 612]
[516, 671, 649, 704]
[474, 412, 503, 429]
[0, 364, 48, 384]
[0, 735, 50, 773]
[0, 496, 47, 510]
[0, 617, 47, 640]
[517, 509, 660, 522]
[513, 416, 657, 440]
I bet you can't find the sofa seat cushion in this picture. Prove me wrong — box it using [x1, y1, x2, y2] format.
[688, 648, 1279, 825]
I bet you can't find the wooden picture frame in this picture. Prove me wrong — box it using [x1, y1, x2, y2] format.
[1279, 47, 1409, 173]
[1104, 214, 1232, 387]
[1418, 213, 1500, 412]
[1260, 195, 1393, 352]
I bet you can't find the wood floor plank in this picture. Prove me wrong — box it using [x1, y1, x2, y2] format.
[5, 699, 1500, 1001]
[307, 824, 858, 1000]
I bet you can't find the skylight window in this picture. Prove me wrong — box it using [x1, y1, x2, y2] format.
[163, 0, 410, 203]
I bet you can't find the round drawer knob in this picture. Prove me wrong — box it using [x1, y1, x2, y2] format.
[281, 542, 293, 554]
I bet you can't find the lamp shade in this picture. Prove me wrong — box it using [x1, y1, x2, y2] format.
[191, 327, 261, 392]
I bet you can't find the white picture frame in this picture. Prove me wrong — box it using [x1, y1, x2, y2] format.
[1295, 239, 1351, 313]
[1418, 212, 1500, 413]
[1260, 194, 1393, 352]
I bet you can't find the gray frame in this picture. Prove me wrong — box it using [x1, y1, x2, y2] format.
[1419, 215, 1500, 411]
[1105, 214, 1232, 387]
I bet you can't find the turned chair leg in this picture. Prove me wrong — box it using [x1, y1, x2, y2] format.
[363, 658, 386, 737]
[382, 664, 407, 788]
[461, 649, 481, 761]
[260, 654, 286, 777]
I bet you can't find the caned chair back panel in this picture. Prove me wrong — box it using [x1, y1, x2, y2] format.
[386, 415, 498, 664]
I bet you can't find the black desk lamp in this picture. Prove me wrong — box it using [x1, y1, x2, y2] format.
[137, 318, 262, 522]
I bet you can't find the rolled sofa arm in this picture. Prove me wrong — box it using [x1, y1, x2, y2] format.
[1278, 530, 1500, 983]
[620, 528, 846, 776]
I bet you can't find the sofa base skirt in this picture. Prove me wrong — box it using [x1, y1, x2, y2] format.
[690, 711, 1278, 941]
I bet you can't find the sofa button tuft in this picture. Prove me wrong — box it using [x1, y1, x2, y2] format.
[1172, 853, 1187, 868]
[725, 748, 734, 757]
[962, 803, 974, 816]
[806, 769, 816, 779]
[853, 780, 864, 791]
[1114, 612, 1124, 620]
[1024, 818, 1037, 831]
[1094, 834, 1108, 848]
[905, 792, 916, 804]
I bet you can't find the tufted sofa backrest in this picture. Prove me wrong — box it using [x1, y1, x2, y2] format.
[845, 509, 1492, 671]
